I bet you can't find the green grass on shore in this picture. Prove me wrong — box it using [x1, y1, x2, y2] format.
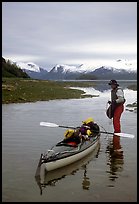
[2, 78, 96, 104]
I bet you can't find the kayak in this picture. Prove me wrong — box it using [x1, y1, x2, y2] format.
[35, 142, 100, 194]
[37, 131, 100, 172]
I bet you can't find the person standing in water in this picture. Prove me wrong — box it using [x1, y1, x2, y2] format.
[107, 79, 126, 133]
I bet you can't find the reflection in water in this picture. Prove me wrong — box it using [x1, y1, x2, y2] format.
[106, 135, 124, 184]
[81, 143, 100, 190]
[82, 165, 90, 190]
[35, 143, 100, 195]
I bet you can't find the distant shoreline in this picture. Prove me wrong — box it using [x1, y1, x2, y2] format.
[2, 78, 137, 104]
[60, 79, 137, 81]
[2, 78, 96, 104]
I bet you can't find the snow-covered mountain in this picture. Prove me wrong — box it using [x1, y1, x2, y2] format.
[48, 59, 137, 80]
[15, 62, 41, 72]
[50, 59, 137, 74]
[9, 60, 48, 79]
[5, 58, 137, 80]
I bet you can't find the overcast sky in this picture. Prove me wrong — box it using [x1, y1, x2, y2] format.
[2, 2, 137, 70]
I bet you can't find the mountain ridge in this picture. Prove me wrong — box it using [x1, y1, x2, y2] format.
[4, 58, 137, 80]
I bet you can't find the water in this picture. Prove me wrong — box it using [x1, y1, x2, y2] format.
[2, 81, 137, 202]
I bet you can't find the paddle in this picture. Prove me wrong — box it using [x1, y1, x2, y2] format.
[40, 122, 76, 129]
[40, 122, 135, 139]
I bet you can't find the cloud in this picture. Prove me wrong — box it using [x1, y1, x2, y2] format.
[3, 54, 42, 63]
[2, 2, 137, 70]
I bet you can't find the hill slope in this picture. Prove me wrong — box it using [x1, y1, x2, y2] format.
[2, 57, 30, 78]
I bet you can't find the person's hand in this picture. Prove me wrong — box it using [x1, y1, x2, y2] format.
[108, 100, 111, 104]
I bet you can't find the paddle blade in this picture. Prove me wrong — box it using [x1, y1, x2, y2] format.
[114, 133, 135, 138]
[40, 122, 59, 127]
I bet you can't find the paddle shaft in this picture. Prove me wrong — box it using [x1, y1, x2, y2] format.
[59, 126, 114, 135]
[59, 125, 76, 129]
[60, 126, 132, 137]
[99, 131, 115, 135]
